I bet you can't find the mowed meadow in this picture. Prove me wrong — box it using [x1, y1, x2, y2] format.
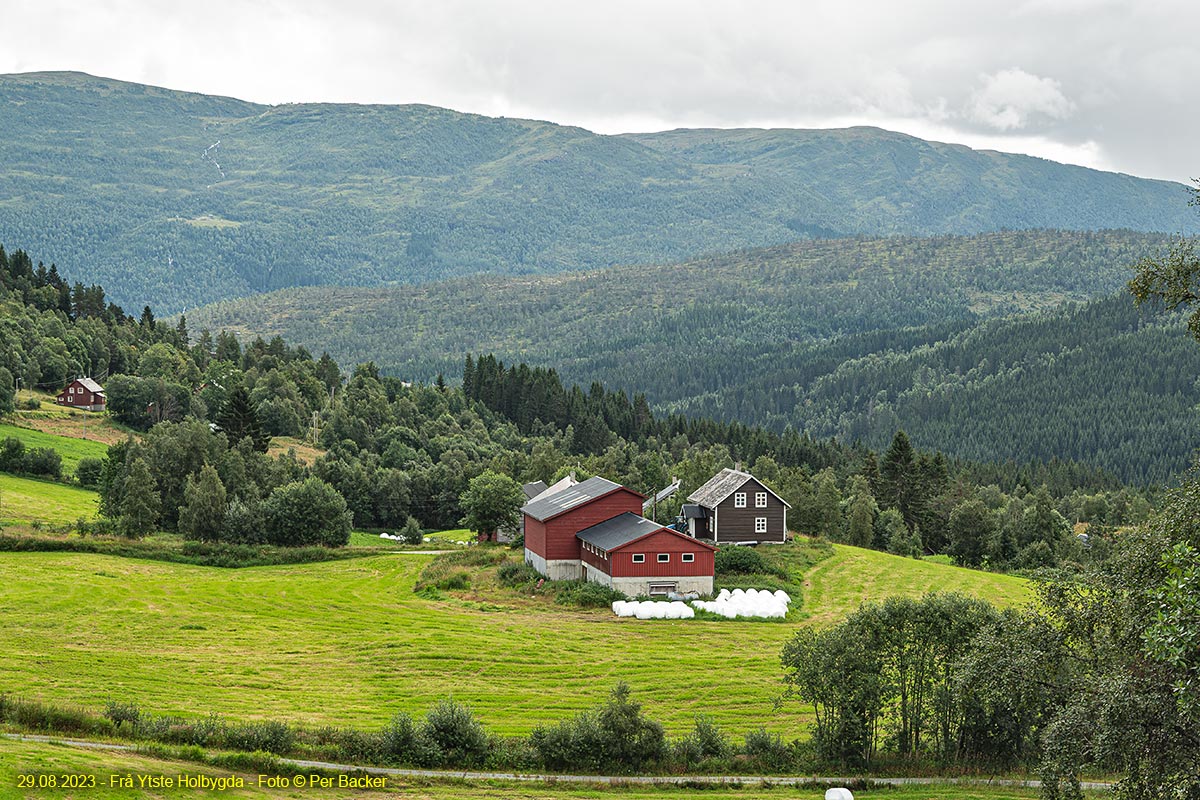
[0, 545, 1030, 739]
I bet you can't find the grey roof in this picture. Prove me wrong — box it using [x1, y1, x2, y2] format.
[687, 468, 791, 508]
[642, 477, 681, 513]
[75, 377, 105, 394]
[576, 512, 665, 552]
[681, 503, 707, 519]
[522, 480, 548, 500]
[521, 475, 624, 522]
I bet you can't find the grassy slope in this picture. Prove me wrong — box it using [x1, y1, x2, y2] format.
[0, 474, 99, 525]
[0, 423, 109, 476]
[0, 740, 1051, 800]
[0, 548, 1029, 738]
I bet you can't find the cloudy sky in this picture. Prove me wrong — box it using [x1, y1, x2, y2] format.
[4, 0, 1197, 183]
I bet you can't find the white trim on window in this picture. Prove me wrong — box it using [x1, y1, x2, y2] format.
[632, 554, 645, 563]
[682, 553, 695, 563]
[756, 492, 768, 508]
[734, 492, 746, 508]
[657, 553, 670, 563]
[755, 517, 767, 534]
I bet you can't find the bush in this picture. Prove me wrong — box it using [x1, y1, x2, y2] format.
[76, 457, 103, 487]
[420, 699, 491, 767]
[531, 683, 666, 773]
[714, 545, 770, 575]
[221, 498, 265, 544]
[224, 720, 296, 755]
[380, 712, 441, 767]
[103, 700, 141, 729]
[554, 580, 626, 608]
[23, 447, 62, 478]
[742, 727, 793, 771]
[498, 560, 541, 587]
[261, 477, 351, 547]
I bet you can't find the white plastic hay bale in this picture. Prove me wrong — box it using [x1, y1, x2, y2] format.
[731, 588, 745, 597]
[774, 589, 791, 604]
[717, 589, 731, 601]
[612, 600, 626, 615]
[379, 532, 389, 539]
[681, 605, 695, 619]
[633, 602, 655, 620]
[825, 788, 854, 800]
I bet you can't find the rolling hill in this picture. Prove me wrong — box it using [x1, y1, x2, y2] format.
[189, 228, 1199, 483]
[1, 71, 1195, 312]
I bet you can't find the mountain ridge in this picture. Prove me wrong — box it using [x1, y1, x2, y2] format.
[2, 70, 1195, 312]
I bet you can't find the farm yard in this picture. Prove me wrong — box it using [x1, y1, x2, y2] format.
[0, 543, 1030, 739]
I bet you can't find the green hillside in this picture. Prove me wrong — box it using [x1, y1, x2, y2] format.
[0, 423, 109, 475]
[189, 229, 1197, 482]
[0, 473, 99, 525]
[0, 548, 1028, 738]
[1, 71, 1194, 311]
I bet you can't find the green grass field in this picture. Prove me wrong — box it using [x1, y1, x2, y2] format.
[0, 423, 110, 476]
[0, 738, 1056, 800]
[0, 543, 1030, 740]
[424, 528, 474, 545]
[0, 474, 99, 525]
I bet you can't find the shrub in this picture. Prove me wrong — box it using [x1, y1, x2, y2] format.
[498, 561, 540, 587]
[224, 720, 296, 755]
[380, 712, 441, 767]
[436, 571, 470, 591]
[742, 727, 793, 771]
[104, 700, 141, 729]
[23, 447, 62, 478]
[714, 545, 769, 575]
[687, 715, 730, 760]
[531, 683, 666, 773]
[554, 580, 626, 608]
[420, 699, 491, 767]
[261, 477, 351, 547]
[76, 457, 104, 487]
[221, 497, 265, 544]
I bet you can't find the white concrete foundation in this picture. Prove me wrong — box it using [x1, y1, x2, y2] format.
[524, 548, 582, 581]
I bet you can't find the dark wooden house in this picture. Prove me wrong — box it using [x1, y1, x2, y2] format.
[55, 377, 106, 412]
[684, 468, 790, 544]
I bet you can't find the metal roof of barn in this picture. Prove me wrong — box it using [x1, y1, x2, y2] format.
[520, 475, 624, 522]
[522, 480, 548, 500]
[575, 512, 665, 551]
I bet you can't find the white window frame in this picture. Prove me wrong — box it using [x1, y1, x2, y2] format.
[682, 553, 695, 563]
[734, 492, 746, 508]
[755, 517, 767, 534]
[657, 553, 670, 563]
[756, 492, 768, 508]
[632, 554, 645, 563]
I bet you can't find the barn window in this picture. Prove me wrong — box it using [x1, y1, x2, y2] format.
[632, 554, 645, 563]
[756, 492, 768, 508]
[657, 553, 670, 563]
[682, 553, 695, 563]
[734, 492, 746, 508]
[755, 517, 767, 534]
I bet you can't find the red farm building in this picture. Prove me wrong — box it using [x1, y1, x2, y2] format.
[55, 377, 106, 412]
[522, 475, 715, 597]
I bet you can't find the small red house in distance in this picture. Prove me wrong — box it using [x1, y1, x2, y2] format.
[522, 475, 716, 597]
[56, 377, 106, 412]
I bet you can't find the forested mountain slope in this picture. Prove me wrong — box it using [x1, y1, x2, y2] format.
[189, 229, 1198, 483]
[1, 71, 1195, 311]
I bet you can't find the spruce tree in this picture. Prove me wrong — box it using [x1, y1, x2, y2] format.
[218, 387, 269, 452]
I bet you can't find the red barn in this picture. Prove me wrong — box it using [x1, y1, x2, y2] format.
[578, 512, 716, 596]
[522, 476, 644, 580]
[56, 377, 106, 412]
[522, 475, 716, 597]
